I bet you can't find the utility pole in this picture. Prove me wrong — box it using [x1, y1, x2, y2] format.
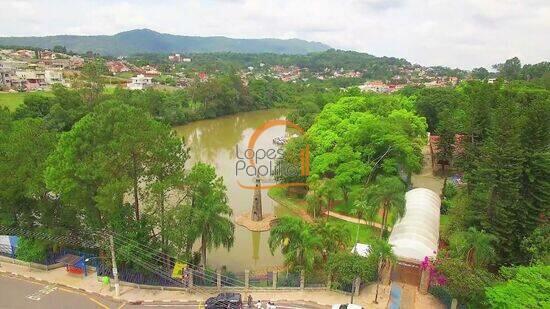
[109, 234, 120, 297]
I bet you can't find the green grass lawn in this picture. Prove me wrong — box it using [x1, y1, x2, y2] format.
[0, 92, 27, 111]
[268, 187, 306, 212]
[0, 87, 120, 111]
[269, 187, 378, 245]
[327, 216, 378, 245]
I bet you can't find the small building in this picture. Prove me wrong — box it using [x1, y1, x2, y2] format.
[127, 74, 153, 90]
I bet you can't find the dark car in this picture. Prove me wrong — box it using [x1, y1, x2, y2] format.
[205, 292, 243, 309]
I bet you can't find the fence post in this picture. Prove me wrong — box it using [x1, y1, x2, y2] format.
[300, 270, 305, 290]
[245, 269, 251, 291]
[272, 271, 277, 289]
[354, 277, 361, 296]
[326, 274, 332, 290]
[217, 269, 221, 291]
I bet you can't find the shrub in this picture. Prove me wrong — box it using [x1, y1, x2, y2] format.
[16, 238, 49, 263]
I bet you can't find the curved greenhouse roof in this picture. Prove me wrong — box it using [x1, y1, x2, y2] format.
[389, 188, 441, 264]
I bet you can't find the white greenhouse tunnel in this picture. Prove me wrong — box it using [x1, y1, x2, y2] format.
[389, 188, 441, 264]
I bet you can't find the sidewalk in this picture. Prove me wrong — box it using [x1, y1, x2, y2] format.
[322, 211, 390, 231]
[0, 261, 390, 308]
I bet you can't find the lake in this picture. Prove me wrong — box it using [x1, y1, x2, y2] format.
[174, 109, 295, 272]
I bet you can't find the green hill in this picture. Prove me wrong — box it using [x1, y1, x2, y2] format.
[0, 29, 330, 56]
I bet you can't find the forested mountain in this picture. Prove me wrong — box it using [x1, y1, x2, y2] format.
[0, 29, 330, 56]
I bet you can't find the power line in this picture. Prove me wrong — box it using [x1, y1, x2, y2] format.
[111, 232, 246, 287]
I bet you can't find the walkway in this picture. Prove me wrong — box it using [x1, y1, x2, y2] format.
[322, 211, 389, 231]
[411, 145, 445, 195]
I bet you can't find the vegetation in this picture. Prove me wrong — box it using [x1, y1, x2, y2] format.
[485, 265, 550, 308]
[404, 78, 550, 307]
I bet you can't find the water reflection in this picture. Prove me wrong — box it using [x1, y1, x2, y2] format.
[174, 109, 289, 272]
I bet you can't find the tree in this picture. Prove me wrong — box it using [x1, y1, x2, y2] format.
[435, 256, 497, 307]
[493, 57, 522, 80]
[370, 240, 397, 304]
[478, 97, 525, 263]
[14, 93, 54, 119]
[449, 227, 497, 268]
[312, 221, 350, 261]
[0, 118, 58, 228]
[363, 176, 406, 238]
[76, 58, 107, 106]
[53, 45, 67, 53]
[268, 216, 321, 272]
[486, 265, 550, 308]
[521, 224, 550, 265]
[413, 88, 462, 132]
[185, 163, 234, 267]
[434, 110, 457, 173]
[45, 101, 185, 230]
[471, 67, 490, 80]
[326, 251, 378, 290]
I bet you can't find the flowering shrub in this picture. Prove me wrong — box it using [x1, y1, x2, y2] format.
[421, 256, 447, 286]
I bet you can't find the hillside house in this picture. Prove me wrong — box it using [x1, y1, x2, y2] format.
[14, 70, 46, 91]
[45, 69, 65, 85]
[360, 80, 389, 93]
[107, 61, 130, 74]
[127, 74, 153, 90]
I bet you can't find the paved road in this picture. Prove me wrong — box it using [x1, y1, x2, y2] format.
[0, 273, 328, 309]
[0, 272, 122, 308]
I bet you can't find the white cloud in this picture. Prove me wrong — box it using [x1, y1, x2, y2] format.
[0, 0, 548, 68]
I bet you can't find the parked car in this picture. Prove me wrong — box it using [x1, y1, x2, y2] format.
[206, 292, 243, 309]
[332, 304, 363, 309]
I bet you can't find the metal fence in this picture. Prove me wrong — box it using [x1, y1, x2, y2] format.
[277, 272, 301, 288]
[249, 271, 273, 287]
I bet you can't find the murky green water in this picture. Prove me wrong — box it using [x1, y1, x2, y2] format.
[174, 109, 293, 272]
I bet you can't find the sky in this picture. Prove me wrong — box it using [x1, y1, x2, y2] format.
[1, 0, 549, 69]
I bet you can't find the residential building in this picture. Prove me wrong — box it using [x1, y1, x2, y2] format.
[106, 61, 130, 74]
[14, 70, 46, 91]
[45, 69, 65, 85]
[0, 67, 15, 89]
[127, 74, 153, 90]
[12, 49, 35, 59]
[360, 80, 389, 93]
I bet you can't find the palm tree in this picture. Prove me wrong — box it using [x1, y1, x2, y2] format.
[196, 182, 235, 268]
[268, 216, 321, 272]
[312, 221, 350, 261]
[449, 227, 497, 268]
[370, 239, 397, 304]
[184, 163, 235, 268]
[319, 179, 339, 219]
[351, 196, 370, 245]
[364, 176, 406, 238]
[306, 177, 326, 219]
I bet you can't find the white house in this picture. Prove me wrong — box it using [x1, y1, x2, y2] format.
[45, 69, 65, 85]
[127, 74, 153, 90]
